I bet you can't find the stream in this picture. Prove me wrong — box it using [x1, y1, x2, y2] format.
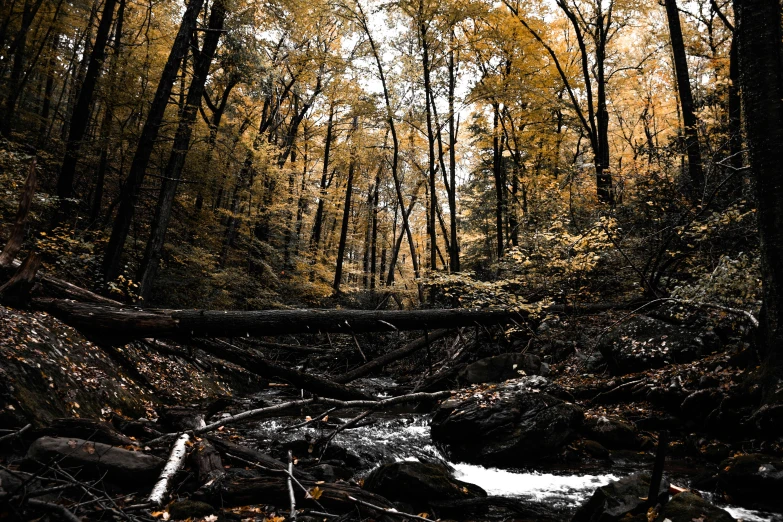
[236, 382, 780, 522]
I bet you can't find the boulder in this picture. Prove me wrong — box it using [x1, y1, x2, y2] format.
[460, 353, 548, 384]
[168, 500, 216, 520]
[655, 491, 734, 522]
[581, 415, 639, 450]
[572, 472, 669, 522]
[430, 378, 583, 466]
[596, 314, 720, 375]
[582, 440, 610, 459]
[26, 436, 163, 483]
[363, 461, 485, 509]
[718, 454, 783, 511]
[307, 463, 353, 482]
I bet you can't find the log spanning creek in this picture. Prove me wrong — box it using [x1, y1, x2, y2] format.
[229, 382, 778, 522]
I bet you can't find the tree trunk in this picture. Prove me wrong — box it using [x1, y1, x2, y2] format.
[734, 0, 783, 370]
[137, 0, 227, 300]
[664, 0, 705, 196]
[369, 167, 380, 290]
[91, 0, 126, 224]
[0, 0, 46, 136]
[492, 105, 505, 260]
[448, 32, 459, 272]
[310, 104, 333, 257]
[595, 12, 613, 205]
[34, 298, 531, 340]
[419, 4, 437, 273]
[55, 0, 119, 220]
[101, 0, 206, 283]
[333, 116, 358, 294]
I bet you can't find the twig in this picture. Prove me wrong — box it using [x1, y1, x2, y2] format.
[288, 450, 296, 521]
[148, 433, 191, 506]
[25, 498, 81, 522]
[50, 464, 135, 521]
[346, 495, 431, 521]
[666, 298, 759, 327]
[317, 410, 372, 462]
[0, 424, 31, 443]
[281, 407, 337, 432]
[352, 334, 368, 362]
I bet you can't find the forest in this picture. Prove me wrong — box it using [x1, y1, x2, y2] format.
[0, 0, 782, 519]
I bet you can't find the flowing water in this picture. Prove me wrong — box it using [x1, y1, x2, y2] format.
[243, 385, 780, 522]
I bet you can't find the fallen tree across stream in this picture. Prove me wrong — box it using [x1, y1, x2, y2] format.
[32, 298, 533, 341]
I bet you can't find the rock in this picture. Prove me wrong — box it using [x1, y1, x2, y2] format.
[363, 461, 485, 509]
[700, 442, 730, 463]
[582, 440, 610, 459]
[655, 491, 734, 522]
[582, 415, 639, 450]
[307, 463, 352, 482]
[430, 378, 583, 466]
[718, 454, 783, 511]
[460, 353, 546, 384]
[572, 472, 669, 522]
[26, 436, 163, 483]
[168, 500, 216, 520]
[585, 353, 607, 372]
[596, 314, 720, 375]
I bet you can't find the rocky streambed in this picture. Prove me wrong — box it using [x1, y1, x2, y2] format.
[236, 379, 782, 522]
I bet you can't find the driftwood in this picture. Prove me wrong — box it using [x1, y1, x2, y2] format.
[148, 432, 190, 506]
[0, 159, 36, 268]
[334, 329, 450, 384]
[33, 298, 529, 340]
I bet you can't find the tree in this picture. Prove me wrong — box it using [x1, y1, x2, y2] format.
[664, 0, 704, 197]
[101, 0, 206, 284]
[55, 0, 119, 221]
[734, 0, 783, 371]
[136, 0, 228, 300]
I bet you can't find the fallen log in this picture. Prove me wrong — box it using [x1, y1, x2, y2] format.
[192, 338, 372, 401]
[32, 298, 529, 340]
[334, 329, 450, 384]
[148, 432, 191, 506]
[208, 436, 315, 481]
